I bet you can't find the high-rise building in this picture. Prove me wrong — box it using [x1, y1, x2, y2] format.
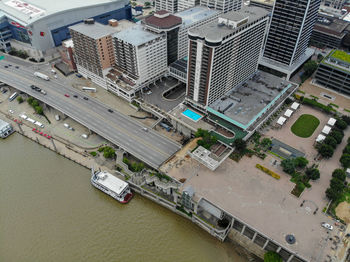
[69, 19, 120, 87]
[178, 0, 200, 12]
[322, 0, 346, 9]
[200, 0, 242, 13]
[155, 0, 241, 14]
[176, 6, 221, 60]
[106, 25, 168, 101]
[248, 0, 275, 11]
[186, 6, 269, 108]
[155, 0, 179, 14]
[260, 0, 321, 79]
[143, 11, 182, 65]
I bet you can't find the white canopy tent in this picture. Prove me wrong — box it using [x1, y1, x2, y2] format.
[327, 118, 336, 126]
[322, 125, 332, 135]
[284, 109, 294, 118]
[316, 134, 326, 142]
[291, 102, 300, 110]
[277, 116, 287, 126]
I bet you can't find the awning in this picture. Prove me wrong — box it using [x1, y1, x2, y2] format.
[322, 125, 331, 135]
[291, 102, 299, 110]
[277, 116, 287, 126]
[327, 118, 336, 126]
[284, 109, 294, 118]
[316, 134, 326, 142]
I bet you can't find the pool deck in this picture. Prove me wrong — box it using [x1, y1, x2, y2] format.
[169, 104, 213, 132]
[182, 109, 203, 122]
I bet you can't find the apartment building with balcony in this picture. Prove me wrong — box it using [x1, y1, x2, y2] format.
[260, 0, 321, 80]
[69, 19, 134, 88]
[107, 25, 168, 101]
[186, 6, 269, 108]
[155, 0, 241, 14]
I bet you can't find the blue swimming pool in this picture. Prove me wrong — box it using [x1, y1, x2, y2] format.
[182, 109, 202, 121]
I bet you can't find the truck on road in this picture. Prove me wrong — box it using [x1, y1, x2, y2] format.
[34, 72, 49, 81]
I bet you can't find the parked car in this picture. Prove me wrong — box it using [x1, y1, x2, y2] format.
[83, 97, 88, 100]
[146, 91, 152, 95]
[15, 66, 19, 69]
[321, 222, 333, 231]
[73, 95, 78, 98]
[64, 94, 70, 97]
[76, 73, 82, 78]
[4, 66, 8, 68]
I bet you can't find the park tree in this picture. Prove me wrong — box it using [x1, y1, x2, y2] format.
[264, 251, 282, 262]
[329, 130, 344, 144]
[330, 177, 346, 192]
[261, 138, 272, 149]
[34, 105, 43, 115]
[341, 115, 350, 125]
[326, 187, 341, 201]
[335, 119, 348, 130]
[332, 169, 346, 181]
[306, 168, 320, 180]
[27, 96, 34, 105]
[303, 60, 318, 76]
[17, 96, 24, 104]
[233, 138, 247, 153]
[318, 144, 334, 158]
[340, 154, 350, 168]
[32, 99, 39, 107]
[281, 159, 296, 174]
[324, 136, 337, 149]
[103, 147, 115, 159]
[343, 145, 350, 155]
[294, 157, 308, 169]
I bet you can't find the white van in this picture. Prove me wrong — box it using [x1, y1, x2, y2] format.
[81, 134, 88, 139]
[55, 115, 60, 121]
[63, 123, 70, 128]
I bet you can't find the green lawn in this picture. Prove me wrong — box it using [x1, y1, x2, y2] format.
[291, 114, 320, 138]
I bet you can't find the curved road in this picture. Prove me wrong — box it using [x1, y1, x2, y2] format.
[0, 59, 180, 169]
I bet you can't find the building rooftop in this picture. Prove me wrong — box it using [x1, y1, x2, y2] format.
[188, 6, 269, 43]
[314, 15, 350, 37]
[113, 24, 161, 46]
[331, 49, 350, 63]
[69, 20, 134, 39]
[175, 6, 220, 27]
[0, 118, 10, 131]
[248, 0, 274, 6]
[208, 71, 297, 130]
[0, 0, 128, 25]
[143, 10, 182, 30]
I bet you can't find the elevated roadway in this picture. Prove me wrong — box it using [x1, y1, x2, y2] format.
[0, 60, 181, 169]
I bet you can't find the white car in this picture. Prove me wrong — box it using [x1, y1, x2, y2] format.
[146, 91, 152, 95]
[321, 222, 333, 231]
[8, 109, 14, 114]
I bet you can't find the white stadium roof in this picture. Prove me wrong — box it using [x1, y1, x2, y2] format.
[0, 0, 122, 25]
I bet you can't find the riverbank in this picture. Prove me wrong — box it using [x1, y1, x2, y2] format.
[0, 112, 257, 262]
[0, 133, 248, 262]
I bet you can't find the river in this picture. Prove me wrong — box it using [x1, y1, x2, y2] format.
[0, 133, 247, 262]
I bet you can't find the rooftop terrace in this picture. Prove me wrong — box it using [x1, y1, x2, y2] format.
[331, 49, 350, 63]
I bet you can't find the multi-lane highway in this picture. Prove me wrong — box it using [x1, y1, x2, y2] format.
[0, 59, 181, 169]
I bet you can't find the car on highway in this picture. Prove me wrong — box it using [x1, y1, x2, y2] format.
[108, 109, 113, 113]
[73, 95, 78, 98]
[83, 97, 88, 100]
[4, 66, 8, 68]
[64, 94, 70, 97]
[321, 222, 333, 231]
[15, 66, 19, 69]
[8, 64, 11, 67]
[142, 127, 148, 132]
